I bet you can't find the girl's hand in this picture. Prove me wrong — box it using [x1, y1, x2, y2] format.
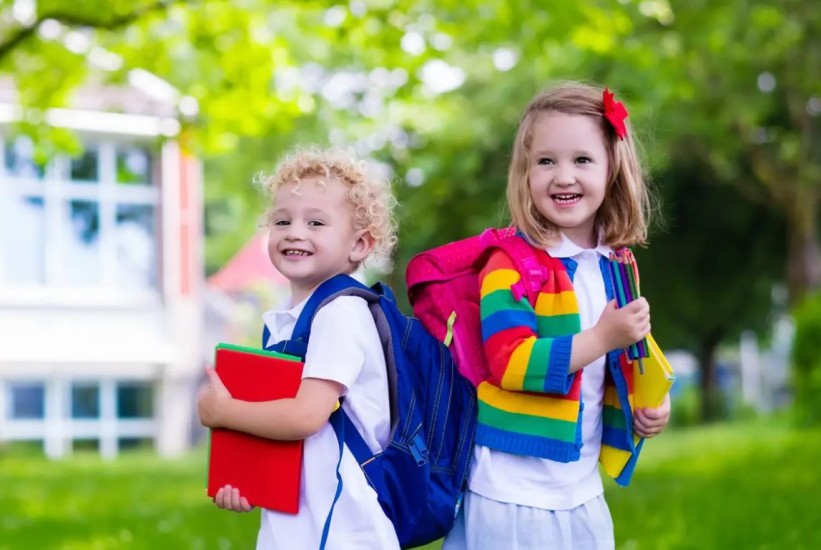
[594, 298, 651, 351]
[633, 393, 671, 438]
[197, 368, 232, 428]
[214, 485, 255, 512]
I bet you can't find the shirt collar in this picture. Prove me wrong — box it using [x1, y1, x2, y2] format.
[261, 294, 310, 337]
[546, 232, 613, 259]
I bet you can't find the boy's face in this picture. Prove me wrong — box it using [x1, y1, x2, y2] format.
[267, 176, 371, 304]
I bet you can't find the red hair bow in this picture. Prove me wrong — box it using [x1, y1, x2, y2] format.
[603, 88, 628, 140]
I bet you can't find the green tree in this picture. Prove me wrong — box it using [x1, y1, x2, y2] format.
[639, 148, 787, 420]
[658, 0, 821, 304]
[5, 0, 815, 421]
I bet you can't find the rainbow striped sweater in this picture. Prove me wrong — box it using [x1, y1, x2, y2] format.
[477, 246, 641, 486]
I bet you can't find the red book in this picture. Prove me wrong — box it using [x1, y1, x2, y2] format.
[207, 343, 304, 513]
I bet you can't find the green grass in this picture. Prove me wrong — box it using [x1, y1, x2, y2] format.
[1, 418, 819, 549]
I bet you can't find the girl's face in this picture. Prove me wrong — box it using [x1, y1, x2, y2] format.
[527, 111, 610, 249]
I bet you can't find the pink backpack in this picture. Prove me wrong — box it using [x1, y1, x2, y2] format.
[406, 227, 549, 387]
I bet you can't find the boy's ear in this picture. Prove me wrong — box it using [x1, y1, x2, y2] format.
[349, 230, 375, 264]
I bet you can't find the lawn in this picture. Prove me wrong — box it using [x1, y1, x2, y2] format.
[1, 418, 818, 549]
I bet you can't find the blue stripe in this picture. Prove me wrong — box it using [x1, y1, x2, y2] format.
[614, 438, 644, 487]
[601, 425, 632, 451]
[475, 424, 581, 462]
[482, 310, 537, 342]
[543, 335, 573, 393]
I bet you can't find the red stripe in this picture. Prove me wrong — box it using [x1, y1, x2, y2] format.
[179, 152, 193, 296]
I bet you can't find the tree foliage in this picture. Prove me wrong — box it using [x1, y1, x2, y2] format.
[2, 0, 819, 416]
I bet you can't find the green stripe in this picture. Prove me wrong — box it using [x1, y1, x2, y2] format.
[215, 343, 301, 362]
[481, 288, 530, 319]
[536, 313, 580, 337]
[602, 405, 627, 430]
[522, 338, 552, 392]
[478, 400, 578, 442]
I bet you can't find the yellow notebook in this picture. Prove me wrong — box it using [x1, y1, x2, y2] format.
[600, 333, 675, 479]
[634, 333, 675, 410]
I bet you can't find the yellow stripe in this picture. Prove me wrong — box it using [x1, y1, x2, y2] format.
[480, 269, 520, 296]
[534, 290, 579, 316]
[477, 382, 579, 421]
[500, 338, 534, 389]
[599, 445, 632, 478]
[603, 385, 620, 408]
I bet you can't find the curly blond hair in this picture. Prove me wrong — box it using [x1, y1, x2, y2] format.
[256, 146, 398, 264]
[507, 81, 656, 249]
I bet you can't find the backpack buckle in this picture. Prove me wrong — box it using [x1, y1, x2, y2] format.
[510, 281, 526, 302]
[409, 433, 429, 466]
[511, 266, 547, 302]
[528, 266, 548, 292]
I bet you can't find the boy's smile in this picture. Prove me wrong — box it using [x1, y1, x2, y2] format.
[267, 176, 370, 304]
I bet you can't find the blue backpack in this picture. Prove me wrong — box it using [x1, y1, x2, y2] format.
[262, 274, 477, 549]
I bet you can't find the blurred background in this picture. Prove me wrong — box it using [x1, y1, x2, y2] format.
[0, 0, 819, 548]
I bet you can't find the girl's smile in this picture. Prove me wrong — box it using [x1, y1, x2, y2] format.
[528, 111, 610, 249]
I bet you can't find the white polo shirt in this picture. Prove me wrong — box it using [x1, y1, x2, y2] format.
[256, 295, 399, 550]
[468, 232, 612, 511]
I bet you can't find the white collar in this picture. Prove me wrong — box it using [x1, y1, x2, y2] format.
[546, 232, 613, 259]
[261, 294, 310, 336]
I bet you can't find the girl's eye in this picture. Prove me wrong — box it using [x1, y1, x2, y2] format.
[576, 157, 592, 164]
[537, 158, 554, 165]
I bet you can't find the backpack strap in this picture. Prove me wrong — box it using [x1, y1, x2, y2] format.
[265, 273, 380, 550]
[319, 410, 346, 550]
[479, 228, 549, 306]
[267, 274, 371, 359]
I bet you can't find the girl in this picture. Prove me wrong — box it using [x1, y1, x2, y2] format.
[443, 82, 671, 550]
[197, 146, 400, 549]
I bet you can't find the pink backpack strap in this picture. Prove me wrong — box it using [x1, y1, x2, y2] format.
[479, 227, 549, 306]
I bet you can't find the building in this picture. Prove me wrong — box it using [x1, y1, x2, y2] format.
[0, 76, 203, 459]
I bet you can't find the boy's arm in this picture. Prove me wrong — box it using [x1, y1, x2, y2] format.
[197, 369, 342, 440]
[480, 250, 645, 394]
[198, 295, 374, 440]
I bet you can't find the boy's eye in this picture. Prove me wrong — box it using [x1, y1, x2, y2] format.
[307, 220, 326, 227]
[273, 219, 290, 226]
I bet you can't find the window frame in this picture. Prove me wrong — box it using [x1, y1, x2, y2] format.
[0, 133, 163, 306]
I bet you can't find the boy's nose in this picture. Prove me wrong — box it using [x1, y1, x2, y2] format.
[283, 225, 306, 241]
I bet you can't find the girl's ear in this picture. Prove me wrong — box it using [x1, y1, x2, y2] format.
[349, 229, 375, 264]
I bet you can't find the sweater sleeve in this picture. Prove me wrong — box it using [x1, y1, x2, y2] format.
[479, 248, 575, 395]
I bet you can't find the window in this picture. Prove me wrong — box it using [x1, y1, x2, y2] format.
[117, 382, 154, 418]
[1, 196, 46, 284]
[71, 383, 100, 419]
[7, 382, 45, 419]
[70, 147, 99, 183]
[0, 136, 160, 293]
[4, 136, 44, 179]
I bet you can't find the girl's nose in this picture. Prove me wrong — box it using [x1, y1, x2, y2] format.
[553, 164, 575, 185]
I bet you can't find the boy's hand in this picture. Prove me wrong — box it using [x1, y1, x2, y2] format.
[633, 392, 671, 438]
[197, 368, 232, 428]
[214, 485, 255, 513]
[594, 298, 651, 351]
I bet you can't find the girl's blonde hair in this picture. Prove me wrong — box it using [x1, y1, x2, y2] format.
[257, 146, 398, 263]
[506, 81, 654, 248]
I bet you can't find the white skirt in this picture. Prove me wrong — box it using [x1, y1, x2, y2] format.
[442, 489, 614, 550]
